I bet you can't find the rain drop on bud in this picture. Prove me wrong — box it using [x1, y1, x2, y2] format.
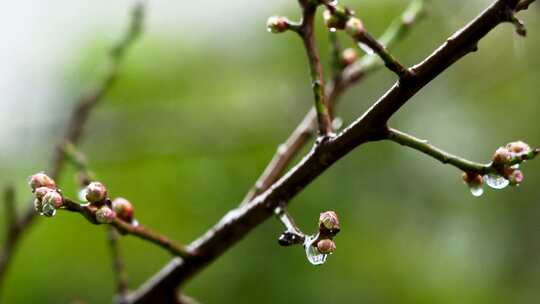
[484, 173, 510, 189]
[112, 197, 134, 222]
[317, 239, 336, 254]
[85, 182, 107, 203]
[28, 172, 56, 191]
[96, 206, 116, 224]
[41, 203, 56, 217]
[42, 191, 63, 208]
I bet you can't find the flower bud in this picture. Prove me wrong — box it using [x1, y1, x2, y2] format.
[266, 16, 289, 33]
[34, 187, 52, 201]
[506, 141, 531, 156]
[345, 17, 365, 39]
[112, 197, 134, 222]
[28, 172, 56, 191]
[461, 172, 483, 187]
[316, 239, 336, 254]
[42, 190, 63, 208]
[85, 182, 107, 203]
[323, 10, 347, 31]
[508, 169, 524, 186]
[319, 211, 340, 232]
[492, 147, 513, 166]
[341, 48, 358, 67]
[96, 206, 116, 224]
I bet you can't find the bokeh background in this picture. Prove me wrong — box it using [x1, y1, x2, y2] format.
[1, 0, 539, 303]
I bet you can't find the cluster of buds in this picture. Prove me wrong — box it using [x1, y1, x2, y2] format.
[316, 211, 340, 254]
[266, 16, 291, 34]
[29, 173, 63, 217]
[491, 141, 538, 186]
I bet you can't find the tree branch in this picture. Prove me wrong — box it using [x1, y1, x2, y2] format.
[128, 1, 528, 302]
[240, 0, 425, 205]
[385, 127, 491, 174]
[60, 198, 192, 259]
[0, 1, 146, 288]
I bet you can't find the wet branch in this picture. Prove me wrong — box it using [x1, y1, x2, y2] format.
[128, 1, 529, 302]
[385, 127, 491, 174]
[60, 198, 192, 259]
[240, 0, 425, 205]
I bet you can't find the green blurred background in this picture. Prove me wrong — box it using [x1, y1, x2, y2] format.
[1, 0, 539, 303]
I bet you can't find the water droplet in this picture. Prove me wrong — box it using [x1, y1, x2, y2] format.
[42, 203, 56, 217]
[327, 0, 338, 5]
[484, 174, 510, 189]
[266, 28, 272, 33]
[470, 186, 483, 197]
[357, 42, 374, 55]
[332, 117, 343, 130]
[329, 27, 337, 33]
[303, 234, 327, 265]
[78, 188, 88, 202]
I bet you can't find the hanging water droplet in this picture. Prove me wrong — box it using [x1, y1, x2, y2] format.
[329, 27, 337, 33]
[357, 42, 374, 55]
[332, 117, 343, 130]
[266, 28, 272, 33]
[469, 186, 484, 197]
[303, 234, 327, 265]
[327, 0, 338, 6]
[41, 203, 56, 217]
[484, 174, 510, 189]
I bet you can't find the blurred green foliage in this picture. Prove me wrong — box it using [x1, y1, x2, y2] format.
[1, 1, 540, 303]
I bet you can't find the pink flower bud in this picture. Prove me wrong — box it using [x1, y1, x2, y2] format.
[508, 169, 524, 186]
[28, 172, 56, 191]
[461, 172, 483, 187]
[341, 48, 358, 67]
[42, 190, 63, 208]
[506, 141, 531, 155]
[317, 239, 336, 254]
[266, 16, 289, 33]
[345, 18, 365, 39]
[96, 206, 116, 224]
[85, 182, 107, 203]
[492, 147, 513, 166]
[112, 197, 134, 222]
[319, 211, 340, 232]
[34, 187, 52, 201]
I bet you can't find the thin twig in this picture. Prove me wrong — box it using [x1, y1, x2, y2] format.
[0, 1, 146, 288]
[240, 0, 425, 206]
[129, 1, 528, 302]
[60, 198, 192, 259]
[385, 127, 491, 174]
[298, 1, 334, 136]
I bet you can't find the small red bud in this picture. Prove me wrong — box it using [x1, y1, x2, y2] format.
[316, 239, 336, 254]
[42, 190, 63, 208]
[112, 197, 134, 222]
[506, 141, 531, 155]
[96, 206, 116, 224]
[28, 173, 56, 191]
[85, 182, 107, 203]
[341, 48, 358, 67]
[319, 211, 340, 232]
[492, 147, 513, 166]
[266, 16, 289, 33]
[508, 169, 524, 186]
[461, 172, 483, 187]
